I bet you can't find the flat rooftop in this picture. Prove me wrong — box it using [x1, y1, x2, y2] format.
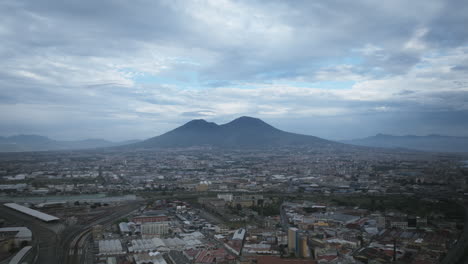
[4, 203, 60, 222]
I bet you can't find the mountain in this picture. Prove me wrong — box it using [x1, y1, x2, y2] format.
[342, 134, 468, 153]
[0, 135, 140, 152]
[128, 116, 343, 149]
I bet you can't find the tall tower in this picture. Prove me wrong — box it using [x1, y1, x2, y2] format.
[298, 234, 310, 258]
[288, 227, 299, 256]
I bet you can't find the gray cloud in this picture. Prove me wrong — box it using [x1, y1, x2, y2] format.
[0, 0, 467, 140]
[424, 0, 468, 47]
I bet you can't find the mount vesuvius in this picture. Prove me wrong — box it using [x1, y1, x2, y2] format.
[126, 116, 343, 149]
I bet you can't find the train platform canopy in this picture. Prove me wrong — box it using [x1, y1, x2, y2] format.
[9, 246, 32, 264]
[4, 203, 60, 222]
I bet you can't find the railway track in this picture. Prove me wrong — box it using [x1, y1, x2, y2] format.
[66, 228, 92, 264]
[62, 201, 142, 264]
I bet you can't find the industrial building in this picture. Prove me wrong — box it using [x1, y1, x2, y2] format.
[141, 222, 169, 237]
[119, 222, 130, 234]
[98, 239, 124, 256]
[129, 238, 167, 253]
[132, 211, 168, 223]
[133, 251, 167, 264]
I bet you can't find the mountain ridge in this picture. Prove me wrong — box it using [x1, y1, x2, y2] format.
[0, 135, 140, 152]
[343, 134, 468, 153]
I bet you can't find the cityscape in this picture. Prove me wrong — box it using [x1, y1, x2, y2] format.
[1, 0, 468, 264]
[1, 118, 468, 263]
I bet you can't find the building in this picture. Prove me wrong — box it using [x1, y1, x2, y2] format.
[298, 234, 310, 258]
[288, 227, 299, 255]
[169, 250, 191, 264]
[232, 195, 265, 208]
[133, 211, 169, 223]
[129, 238, 166, 253]
[308, 212, 360, 226]
[196, 181, 211, 192]
[0, 184, 27, 193]
[141, 222, 169, 237]
[416, 216, 427, 227]
[376, 215, 386, 229]
[163, 237, 186, 250]
[206, 199, 226, 211]
[119, 222, 130, 234]
[133, 251, 167, 264]
[233, 228, 246, 241]
[389, 217, 408, 229]
[254, 256, 317, 264]
[98, 239, 124, 256]
[0, 227, 32, 247]
[217, 193, 233, 202]
[3, 203, 59, 222]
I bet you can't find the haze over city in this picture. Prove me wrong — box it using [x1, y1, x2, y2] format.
[1, 0, 468, 141]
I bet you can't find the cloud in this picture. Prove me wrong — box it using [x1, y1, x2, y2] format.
[0, 0, 467, 140]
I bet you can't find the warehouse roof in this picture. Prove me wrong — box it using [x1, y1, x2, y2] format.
[0, 227, 32, 238]
[119, 222, 130, 233]
[98, 239, 124, 255]
[130, 238, 167, 252]
[232, 228, 246, 240]
[4, 203, 59, 222]
[134, 252, 167, 264]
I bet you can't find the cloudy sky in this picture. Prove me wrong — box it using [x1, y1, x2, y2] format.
[1, 0, 468, 141]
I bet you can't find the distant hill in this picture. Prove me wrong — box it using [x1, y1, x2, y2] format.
[127, 116, 343, 149]
[342, 134, 468, 153]
[0, 135, 140, 152]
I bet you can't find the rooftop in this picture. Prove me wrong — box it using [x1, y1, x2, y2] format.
[0, 227, 32, 238]
[4, 203, 59, 222]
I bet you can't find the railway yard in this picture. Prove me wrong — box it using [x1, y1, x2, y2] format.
[0, 199, 142, 264]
